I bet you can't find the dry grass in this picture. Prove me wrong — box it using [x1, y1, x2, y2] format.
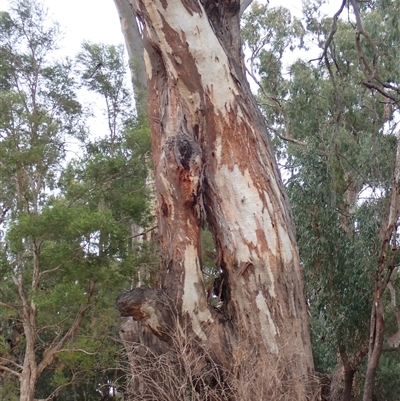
[118, 322, 320, 401]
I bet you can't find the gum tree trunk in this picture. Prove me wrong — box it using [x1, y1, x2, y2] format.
[116, 0, 315, 398]
[113, 0, 148, 115]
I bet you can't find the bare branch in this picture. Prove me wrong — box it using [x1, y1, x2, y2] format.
[39, 264, 63, 278]
[239, 0, 253, 17]
[362, 81, 399, 106]
[124, 225, 158, 240]
[387, 282, 400, 348]
[0, 300, 21, 316]
[246, 67, 300, 144]
[277, 134, 306, 147]
[349, 0, 379, 79]
[55, 348, 97, 356]
[388, 282, 398, 311]
[0, 363, 21, 378]
[0, 356, 23, 371]
[309, 0, 347, 63]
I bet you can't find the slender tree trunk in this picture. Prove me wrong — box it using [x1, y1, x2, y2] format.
[116, 0, 315, 398]
[16, 283, 38, 401]
[363, 297, 384, 401]
[113, 0, 148, 115]
[338, 345, 354, 401]
[363, 129, 400, 401]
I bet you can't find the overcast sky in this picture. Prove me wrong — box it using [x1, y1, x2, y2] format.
[0, 0, 124, 52]
[0, 0, 337, 145]
[0, 0, 316, 57]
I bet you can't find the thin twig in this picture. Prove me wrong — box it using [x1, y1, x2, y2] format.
[0, 363, 22, 378]
[125, 225, 158, 240]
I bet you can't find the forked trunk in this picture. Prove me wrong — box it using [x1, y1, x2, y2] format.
[116, 0, 315, 398]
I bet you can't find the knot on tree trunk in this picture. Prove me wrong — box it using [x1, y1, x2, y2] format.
[116, 286, 173, 344]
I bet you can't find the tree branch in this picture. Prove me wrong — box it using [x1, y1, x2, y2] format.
[246, 67, 301, 144]
[124, 225, 158, 240]
[37, 285, 96, 376]
[0, 363, 21, 378]
[386, 282, 400, 347]
[277, 133, 306, 147]
[39, 264, 63, 278]
[349, 0, 379, 79]
[0, 299, 21, 316]
[309, 0, 347, 63]
[113, 0, 148, 114]
[0, 356, 23, 371]
[55, 348, 97, 356]
[348, 0, 400, 111]
[239, 0, 253, 17]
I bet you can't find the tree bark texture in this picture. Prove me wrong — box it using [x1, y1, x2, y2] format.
[116, 0, 315, 398]
[18, 293, 38, 401]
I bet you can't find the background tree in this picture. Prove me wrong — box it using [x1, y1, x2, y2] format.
[242, 1, 400, 399]
[0, 1, 153, 400]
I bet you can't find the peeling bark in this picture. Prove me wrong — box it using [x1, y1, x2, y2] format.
[116, 0, 315, 398]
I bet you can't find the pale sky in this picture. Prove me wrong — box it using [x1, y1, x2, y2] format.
[0, 0, 337, 146]
[0, 0, 124, 53]
[0, 0, 326, 58]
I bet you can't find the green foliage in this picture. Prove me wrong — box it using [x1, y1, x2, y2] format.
[0, 0, 154, 399]
[0, 376, 19, 401]
[374, 352, 400, 401]
[242, 0, 400, 393]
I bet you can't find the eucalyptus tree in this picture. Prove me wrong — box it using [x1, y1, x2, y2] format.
[113, 0, 148, 116]
[113, 0, 315, 399]
[242, 1, 400, 400]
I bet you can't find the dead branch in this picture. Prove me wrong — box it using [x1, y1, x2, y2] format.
[0, 356, 23, 371]
[124, 225, 158, 240]
[0, 363, 21, 378]
[55, 348, 97, 356]
[309, 0, 347, 63]
[277, 133, 307, 147]
[39, 264, 63, 278]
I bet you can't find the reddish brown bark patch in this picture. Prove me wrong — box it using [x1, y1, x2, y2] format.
[160, 195, 169, 217]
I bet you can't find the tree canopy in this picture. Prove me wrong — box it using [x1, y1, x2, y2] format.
[0, 1, 153, 400]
